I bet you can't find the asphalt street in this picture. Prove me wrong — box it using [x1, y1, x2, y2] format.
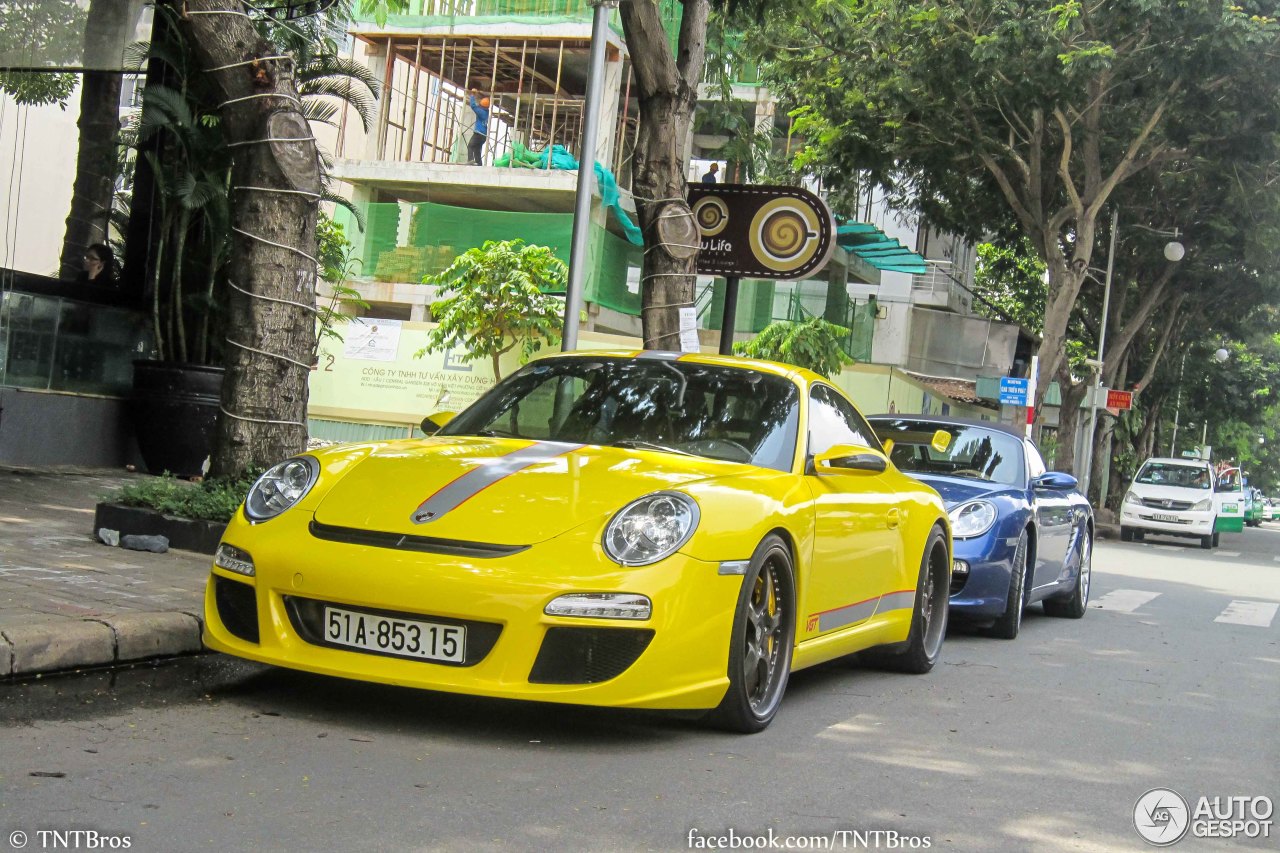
[3, 525, 1278, 853]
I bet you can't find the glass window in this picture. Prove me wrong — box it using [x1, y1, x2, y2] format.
[1025, 441, 1047, 479]
[1136, 461, 1213, 490]
[442, 357, 801, 472]
[807, 384, 881, 458]
[869, 418, 1026, 487]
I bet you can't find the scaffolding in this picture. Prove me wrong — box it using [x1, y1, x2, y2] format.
[338, 33, 637, 186]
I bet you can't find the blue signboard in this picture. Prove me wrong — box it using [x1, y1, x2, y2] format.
[999, 376, 1029, 406]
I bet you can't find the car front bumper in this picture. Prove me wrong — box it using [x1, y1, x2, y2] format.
[1120, 506, 1214, 536]
[203, 510, 742, 711]
[947, 532, 1020, 617]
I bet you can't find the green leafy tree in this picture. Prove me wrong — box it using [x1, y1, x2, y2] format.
[416, 240, 568, 381]
[734, 317, 854, 378]
[973, 239, 1046, 333]
[754, 0, 1280, 473]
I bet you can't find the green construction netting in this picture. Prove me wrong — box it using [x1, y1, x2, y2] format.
[338, 200, 642, 314]
[836, 223, 929, 274]
[351, 0, 684, 54]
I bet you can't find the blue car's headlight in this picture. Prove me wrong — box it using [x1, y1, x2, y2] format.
[603, 492, 700, 566]
[949, 500, 997, 539]
[245, 457, 320, 521]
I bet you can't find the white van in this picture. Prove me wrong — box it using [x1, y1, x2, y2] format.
[1120, 457, 1218, 548]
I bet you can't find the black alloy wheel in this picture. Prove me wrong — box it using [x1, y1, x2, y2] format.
[710, 534, 796, 733]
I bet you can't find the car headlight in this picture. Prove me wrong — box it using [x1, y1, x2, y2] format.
[1192, 497, 1213, 511]
[245, 457, 320, 521]
[1124, 490, 1142, 506]
[948, 500, 997, 539]
[602, 492, 700, 566]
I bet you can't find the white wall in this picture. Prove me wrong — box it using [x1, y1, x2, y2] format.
[0, 90, 81, 277]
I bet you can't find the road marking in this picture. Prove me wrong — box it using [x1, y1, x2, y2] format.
[1091, 589, 1161, 612]
[1215, 601, 1279, 628]
[1216, 551, 1241, 557]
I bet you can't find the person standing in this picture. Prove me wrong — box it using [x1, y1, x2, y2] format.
[468, 87, 490, 166]
[701, 162, 719, 184]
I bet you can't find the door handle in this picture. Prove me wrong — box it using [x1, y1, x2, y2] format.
[886, 508, 900, 529]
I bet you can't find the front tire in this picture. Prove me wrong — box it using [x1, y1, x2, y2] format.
[866, 526, 949, 673]
[710, 534, 795, 734]
[1045, 528, 1091, 618]
[986, 530, 1028, 640]
[1120, 526, 1133, 542]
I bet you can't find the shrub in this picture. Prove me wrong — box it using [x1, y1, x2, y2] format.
[111, 471, 260, 523]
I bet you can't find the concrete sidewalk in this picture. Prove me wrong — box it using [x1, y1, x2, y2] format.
[0, 466, 211, 678]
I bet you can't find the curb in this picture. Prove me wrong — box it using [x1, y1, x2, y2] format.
[1, 611, 205, 679]
[1095, 522, 1121, 540]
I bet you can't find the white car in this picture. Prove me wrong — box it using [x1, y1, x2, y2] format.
[1265, 499, 1277, 522]
[1121, 457, 1218, 548]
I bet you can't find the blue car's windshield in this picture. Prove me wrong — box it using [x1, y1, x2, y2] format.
[441, 358, 801, 471]
[870, 419, 1025, 486]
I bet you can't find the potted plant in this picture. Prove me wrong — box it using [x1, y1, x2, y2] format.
[127, 4, 380, 477]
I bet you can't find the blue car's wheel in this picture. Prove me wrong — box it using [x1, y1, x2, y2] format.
[1045, 527, 1091, 618]
[987, 530, 1028, 639]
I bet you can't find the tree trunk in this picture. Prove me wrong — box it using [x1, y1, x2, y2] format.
[176, 0, 321, 476]
[1054, 367, 1087, 476]
[59, 0, 137, 279]
[619, 0, 709, 351]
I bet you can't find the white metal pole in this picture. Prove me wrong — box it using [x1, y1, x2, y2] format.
[562, 0, 617, 351]
[1081, 206, 1118, 500]
[1025, 354, 1038, 439]
[1169, 350, 1186, 456]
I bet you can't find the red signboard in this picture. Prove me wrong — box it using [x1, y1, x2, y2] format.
[1106, 389, 1134, 410]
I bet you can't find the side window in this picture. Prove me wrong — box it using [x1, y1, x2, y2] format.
[807, 385, 881, 458]
[1025, 441, 1047, 480]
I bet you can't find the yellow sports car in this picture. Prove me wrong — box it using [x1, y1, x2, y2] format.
[205, 351, 950, 732]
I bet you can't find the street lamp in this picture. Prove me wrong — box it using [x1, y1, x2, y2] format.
[1080, 210, 1184, 501]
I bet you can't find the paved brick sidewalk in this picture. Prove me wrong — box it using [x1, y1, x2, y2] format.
[0, 467, 212, 678]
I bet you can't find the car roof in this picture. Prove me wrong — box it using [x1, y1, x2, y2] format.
[1139, 457, 1211, 467]
[866, 413, 1026, 439]
[544, 349, 808, 382]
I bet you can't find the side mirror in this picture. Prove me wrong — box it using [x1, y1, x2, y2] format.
[1033, 471, 1078, 490]
[420, 411, 457, 436]
[809, 444, 888, 476]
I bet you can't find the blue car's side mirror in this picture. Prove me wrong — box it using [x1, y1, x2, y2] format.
[1033, 471, 1078, 490]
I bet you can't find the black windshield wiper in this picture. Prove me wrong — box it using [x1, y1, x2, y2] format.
[612, 440, 695, 457]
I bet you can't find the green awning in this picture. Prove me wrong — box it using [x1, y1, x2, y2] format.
[836, 222, 929, 275]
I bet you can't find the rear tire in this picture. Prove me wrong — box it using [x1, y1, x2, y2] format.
[709, 534, 795, 734]
[864, 526, 949, 673]
[1044, 528, 1091, 619]
[986, 531, 1028, 640]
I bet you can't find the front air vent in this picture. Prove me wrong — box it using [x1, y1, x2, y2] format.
[529, 628, 655, 684]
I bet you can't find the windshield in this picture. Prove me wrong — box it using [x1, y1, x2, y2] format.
[870, 419, 1025, 486]
[440, 357, 801, 471]
[1135, 462, 1212, 489]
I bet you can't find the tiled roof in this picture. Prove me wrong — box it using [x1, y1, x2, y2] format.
[904, 371, 999, 410]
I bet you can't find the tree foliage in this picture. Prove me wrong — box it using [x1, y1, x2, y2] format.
[417, 240, 568, 381]
[754, 1, 1280, 444]
[734, 316, 854, 378]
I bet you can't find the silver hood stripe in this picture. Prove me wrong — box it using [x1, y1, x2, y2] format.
[410, 441, 584, 524]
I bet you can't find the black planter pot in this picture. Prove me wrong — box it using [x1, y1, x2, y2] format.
[131, 361, 225, 478]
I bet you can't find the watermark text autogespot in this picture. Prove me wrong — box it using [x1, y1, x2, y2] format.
[687, 829, 931, 849]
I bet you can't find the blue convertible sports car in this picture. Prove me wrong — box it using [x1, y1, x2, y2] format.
[868, 416, 1094, 639]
